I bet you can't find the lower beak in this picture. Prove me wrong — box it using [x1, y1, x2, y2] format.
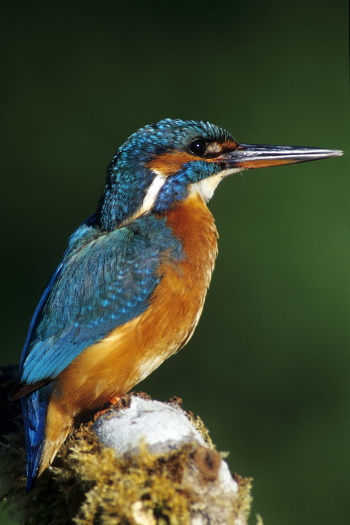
[217, 143, 343, 170]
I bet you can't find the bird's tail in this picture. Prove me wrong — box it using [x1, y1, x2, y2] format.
[22, 384, 73, 492]
[22, 384, 53, 492]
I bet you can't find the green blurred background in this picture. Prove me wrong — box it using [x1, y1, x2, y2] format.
[1, 1, 348, 524]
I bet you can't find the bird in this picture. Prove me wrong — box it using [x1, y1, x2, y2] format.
[9, 118, 342, 491]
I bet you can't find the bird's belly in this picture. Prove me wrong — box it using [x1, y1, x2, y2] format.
[56, 254, 214, 414]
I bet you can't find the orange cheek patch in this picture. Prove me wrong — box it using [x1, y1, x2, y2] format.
[147, 151, 203, 176]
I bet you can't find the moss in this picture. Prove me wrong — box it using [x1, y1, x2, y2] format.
[66, 428, 191, 524]
[232, 473, 253, 522]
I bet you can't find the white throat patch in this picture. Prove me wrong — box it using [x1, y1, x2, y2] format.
[190, 168, 244, 202]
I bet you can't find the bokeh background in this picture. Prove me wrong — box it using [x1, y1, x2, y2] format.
[1, 1, 348, 524]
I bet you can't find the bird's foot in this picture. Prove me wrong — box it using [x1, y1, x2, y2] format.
[109, 394, 121, 405]
[93, 395, 122, 421]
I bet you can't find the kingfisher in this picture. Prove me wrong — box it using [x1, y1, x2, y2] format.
[10, 118, 342, 491]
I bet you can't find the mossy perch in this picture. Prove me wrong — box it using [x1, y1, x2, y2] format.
[0, 367, 258, 525]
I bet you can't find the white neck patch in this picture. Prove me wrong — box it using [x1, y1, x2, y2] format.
[118, 172, 166, 227]
[139, 172, 166, 213]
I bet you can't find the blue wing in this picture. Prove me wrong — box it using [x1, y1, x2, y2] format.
[18, 213, 183, 388]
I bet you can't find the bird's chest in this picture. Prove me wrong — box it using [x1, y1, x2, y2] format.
[160, 194, 218, 303]
[120, 194, 218, 389]
[142, 194, 218, 351]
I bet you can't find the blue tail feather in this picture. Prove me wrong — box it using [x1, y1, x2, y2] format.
[22, 383, 54, 492]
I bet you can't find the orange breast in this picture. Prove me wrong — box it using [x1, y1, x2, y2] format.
[54, 192, 218, 416]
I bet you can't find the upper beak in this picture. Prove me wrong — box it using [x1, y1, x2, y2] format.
[216, 143, 343, 170]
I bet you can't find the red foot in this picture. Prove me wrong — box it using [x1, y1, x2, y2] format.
[93, 395, 122, 421]
[109, 395, 121, 405]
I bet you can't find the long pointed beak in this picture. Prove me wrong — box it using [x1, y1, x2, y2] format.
[217, 143, 343, 170]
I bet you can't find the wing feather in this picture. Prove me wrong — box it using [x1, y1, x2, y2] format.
[18, 214, 182, 388]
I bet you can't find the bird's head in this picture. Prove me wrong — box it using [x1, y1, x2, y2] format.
[98, 118, 342, 230]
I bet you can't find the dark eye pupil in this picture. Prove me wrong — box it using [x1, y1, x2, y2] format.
[189, 138, 207, 156]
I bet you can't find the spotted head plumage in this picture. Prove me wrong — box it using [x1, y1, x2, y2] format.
[97, 119, 239, 231]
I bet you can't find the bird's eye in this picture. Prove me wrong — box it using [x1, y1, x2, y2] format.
[188, 138, 207, 157]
